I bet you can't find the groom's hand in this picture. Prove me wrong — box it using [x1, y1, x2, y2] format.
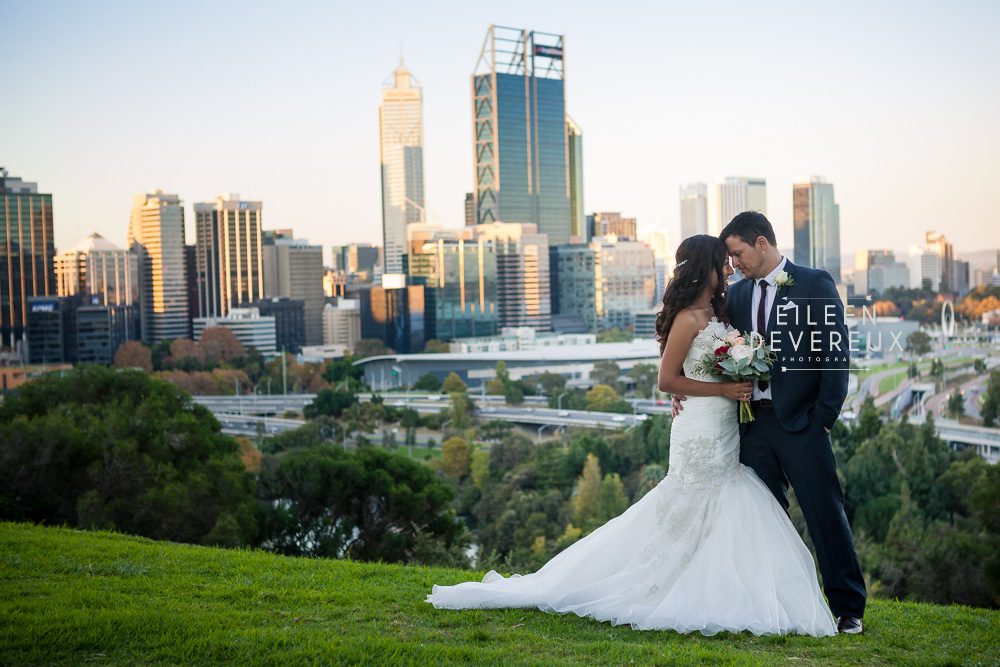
[671, 394, 686, 417]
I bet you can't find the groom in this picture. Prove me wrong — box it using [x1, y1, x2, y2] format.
[675, 211, 866, 634]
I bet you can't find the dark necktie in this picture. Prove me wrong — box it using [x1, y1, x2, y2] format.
[757, 279, 769, 391]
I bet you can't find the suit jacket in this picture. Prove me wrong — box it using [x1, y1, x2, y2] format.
[725, 260, 849, 432]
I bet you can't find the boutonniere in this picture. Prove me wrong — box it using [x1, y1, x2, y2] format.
[774, 270, 795, 290]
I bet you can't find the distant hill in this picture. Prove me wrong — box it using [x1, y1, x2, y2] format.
[2, 522, 998, 665]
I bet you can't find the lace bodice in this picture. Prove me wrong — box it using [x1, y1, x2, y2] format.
[682, 318, 733, 381]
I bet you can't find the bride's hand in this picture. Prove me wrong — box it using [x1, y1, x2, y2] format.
[719, 382, 754, 401]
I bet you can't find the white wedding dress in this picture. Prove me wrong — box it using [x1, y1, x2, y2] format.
[426, 319, 837, 637]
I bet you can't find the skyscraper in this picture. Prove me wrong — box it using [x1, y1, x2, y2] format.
[925, 230, 955, 292]
[472, 25, 572, 246]
[193, 194, 264, 320]
[566, 115, 585, 241]
[464, 192, 475, 227]
[471, 222, 551, 332]
[717, 177, 767, 234]
[55, 233, 139, 307]
[379, 61, 425, 274]
[588, 212, 637, 240]
[262, 235, 324, 346]
[129, 190, 189, 343]
[679, 183, 708, 240]
[793, 178, 841, 282]
[0, 171, 56, 354]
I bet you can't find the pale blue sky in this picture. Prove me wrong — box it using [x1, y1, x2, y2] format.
[4, 0, 999, 264]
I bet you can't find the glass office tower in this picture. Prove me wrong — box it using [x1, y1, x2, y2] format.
[793, 178, 841, 282]
[0, 172, 55, 354]
[472, 26, 572, 246]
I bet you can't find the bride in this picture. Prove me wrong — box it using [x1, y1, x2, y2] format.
[426, 235, 837, 637]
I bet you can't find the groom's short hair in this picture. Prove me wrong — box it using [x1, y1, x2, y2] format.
[721, 211, 777, 247]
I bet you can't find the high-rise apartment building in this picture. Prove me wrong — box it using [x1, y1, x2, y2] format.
[566, 116, 585, 241]
[55, 233, 139, 307]
[129, 190, 189, 343]
[793, 178, 841, 282]
[263, 235, 324, 346]
[471, 222, 551, 332]
[679, 183, 708, 240]
[379, 61, 425, 274]
[717, 177, 767, 235]
[193, 194, 264, 320]
[322, 299, 362, 349]
[472, 26, 572, 246]
[0, 172, 56, 354]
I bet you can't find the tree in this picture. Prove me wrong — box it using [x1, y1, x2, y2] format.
[533, 371, 567, 397]
[946, 390, 965, 419]
[422, 339, 451, 353]
[441, 436, 471, 480]
[199, 327, 245, 365]
[448, 391, 474, 430]
[906, 331, 932, 356]
[304, 389, 357, 419]
[598, 473, 629, 520]
[571, 453, 603, 527]
[470, 449, 490, 489]
[167, 339, 203, 371]
[113, 341, 153, 373]
[413, 373, 442, 392]
[628, 363, 659, 398]
[485, 378, 506, 395]
[590, 361, 622, 392]
[0, 366, 257, 547]
[442, 372, 467, 394]
[351, 338, 393, 358]
[256, 445, 465, 563]
[586, 384, 620, 412]
[597, 327, 632, 343]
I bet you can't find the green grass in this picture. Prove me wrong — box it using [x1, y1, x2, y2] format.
[2, 523, 999, 666]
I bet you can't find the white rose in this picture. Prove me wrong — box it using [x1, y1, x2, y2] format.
[729, 344, 752, 361]
[776, 270, 790, 284]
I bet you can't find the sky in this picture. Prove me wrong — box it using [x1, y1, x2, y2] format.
[4, 0, 999, 266]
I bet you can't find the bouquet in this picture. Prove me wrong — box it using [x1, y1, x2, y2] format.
[695, 328, 775, 423]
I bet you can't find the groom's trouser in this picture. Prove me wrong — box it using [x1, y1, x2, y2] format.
[740, 406, 867, 619]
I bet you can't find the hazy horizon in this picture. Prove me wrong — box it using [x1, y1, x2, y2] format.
[4, 0, 998, 264]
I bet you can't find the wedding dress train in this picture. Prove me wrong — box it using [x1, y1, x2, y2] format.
[427, 319, 837, 636]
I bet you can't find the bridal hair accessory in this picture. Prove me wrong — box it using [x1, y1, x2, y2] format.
[676, 259, 688, 268]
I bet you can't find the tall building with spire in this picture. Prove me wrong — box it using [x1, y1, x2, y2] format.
[793, 177, 841, 282]
[472, 25, 572, 246]
[0, 171, 55, 354]
[129, 190, 189, 343]
[379, 61, 425, 275]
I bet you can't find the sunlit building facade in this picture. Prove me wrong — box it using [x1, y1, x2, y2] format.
[406, 225, 499, 340]
[718, 177, 767, 235]
[379, 61, 425, 274]
[471, 222, 551, 332]
[793, 178, 841, 282]
[679, 183, 708, 240]
[129, 190, 189, 343]
[472, 25, 572, 246]
[193, 194, 264, 320]
[0, 173, 56, 354]
[55, 233, 138, 307]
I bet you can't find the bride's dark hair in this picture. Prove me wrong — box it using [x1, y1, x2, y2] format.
[654, 234, 730, 354]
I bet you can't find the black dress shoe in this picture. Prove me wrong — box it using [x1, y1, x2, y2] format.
[836, 616, 864, 634]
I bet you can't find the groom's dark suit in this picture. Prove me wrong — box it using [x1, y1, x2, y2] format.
[726, 259, 867, 619]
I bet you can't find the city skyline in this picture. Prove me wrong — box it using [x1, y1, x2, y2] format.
[4, 1, 999, 261]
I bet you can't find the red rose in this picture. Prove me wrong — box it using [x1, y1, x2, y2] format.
[714, 345, 730, 356]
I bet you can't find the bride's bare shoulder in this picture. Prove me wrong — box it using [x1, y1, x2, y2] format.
[672, 309, 711, 337]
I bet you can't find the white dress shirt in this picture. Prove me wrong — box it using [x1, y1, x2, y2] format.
[751, 257, 787, 400]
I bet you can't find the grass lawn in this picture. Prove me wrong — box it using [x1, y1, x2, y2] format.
[2, 523, 999, 665]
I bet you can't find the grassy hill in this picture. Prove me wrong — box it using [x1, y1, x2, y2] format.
[2, 522, 998, 666]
